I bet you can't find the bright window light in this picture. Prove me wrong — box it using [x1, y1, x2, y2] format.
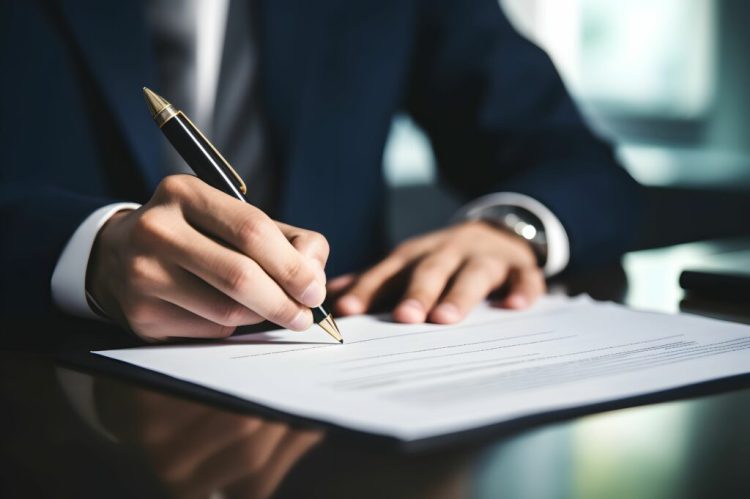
[502, 0, 716, 118]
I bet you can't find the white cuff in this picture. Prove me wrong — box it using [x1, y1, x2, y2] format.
[51, 202, 141, 319]
[455, 192, 570, 276]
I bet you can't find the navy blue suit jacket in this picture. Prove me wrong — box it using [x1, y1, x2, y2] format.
[0, 0, 641, 320]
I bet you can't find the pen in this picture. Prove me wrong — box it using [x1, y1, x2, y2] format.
[142, 87, 343, 343]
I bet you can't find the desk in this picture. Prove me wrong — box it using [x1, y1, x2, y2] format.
[2, 239, 749, 499]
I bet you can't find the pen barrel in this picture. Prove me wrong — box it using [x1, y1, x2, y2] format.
[161, 114, 247, 202]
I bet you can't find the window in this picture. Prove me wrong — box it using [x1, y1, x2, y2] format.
[501, 0, 716, 119]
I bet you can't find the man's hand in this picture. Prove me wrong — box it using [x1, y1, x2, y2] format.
[331, 220, 545, 324]
[88, 175, 329, 341]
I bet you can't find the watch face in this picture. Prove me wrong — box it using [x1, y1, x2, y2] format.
[474, 205, 548, 266]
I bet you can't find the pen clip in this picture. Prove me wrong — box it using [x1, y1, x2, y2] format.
[178, 112, 248, 195]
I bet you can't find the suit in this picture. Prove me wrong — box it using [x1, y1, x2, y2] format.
[0, 0, 641, 320]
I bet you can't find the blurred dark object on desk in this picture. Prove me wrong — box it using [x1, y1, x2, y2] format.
[637, 186, 750, 250]
[679, 247, 750, 302]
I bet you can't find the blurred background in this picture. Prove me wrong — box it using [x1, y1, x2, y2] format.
[384, 0, 750, 252]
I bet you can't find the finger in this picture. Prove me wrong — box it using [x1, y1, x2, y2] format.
[429, 257, 510, 324]
[153, 265, 264, 327]
[334, 255, 410, 316]
[277, 222, 330, 274]
[124, 299, 236, 341]
[392, 250, 464, 323]
[327, 273, 356, 293]
[170, 226, 314, 331]
[165, 176, 325, 307]
[499, 267, 546, 309]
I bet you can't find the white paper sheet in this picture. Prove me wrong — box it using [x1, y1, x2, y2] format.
[95, 296, 750, 441]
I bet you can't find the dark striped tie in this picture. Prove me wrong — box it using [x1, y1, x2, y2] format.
[212, 0, 275, 214]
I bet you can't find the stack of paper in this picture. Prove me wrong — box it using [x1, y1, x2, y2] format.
[96, 296, 750, 442]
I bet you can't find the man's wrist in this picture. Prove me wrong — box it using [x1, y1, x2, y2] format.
[51, 202, 141, 319]
[453, 192, 570, 276]
[472, 205, 548, 268]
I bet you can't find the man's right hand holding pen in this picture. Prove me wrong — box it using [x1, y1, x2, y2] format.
[88, 174, 330, 342]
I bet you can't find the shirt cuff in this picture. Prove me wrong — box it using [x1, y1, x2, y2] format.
[455, 192, 570, 276]
[51, 202, 141, 319]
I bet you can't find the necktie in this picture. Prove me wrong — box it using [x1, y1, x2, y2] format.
[148, 0, 198, 175]
[212, 0, 275, 213]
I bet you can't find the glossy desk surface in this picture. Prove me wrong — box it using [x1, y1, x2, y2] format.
[2, 239, 749, 499]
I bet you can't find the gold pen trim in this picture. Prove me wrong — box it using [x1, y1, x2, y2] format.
[318, 314, 343, 343]
[177, 112, 248, 195]
[143, 87, 247, 196]
[155, 105, 178, 128]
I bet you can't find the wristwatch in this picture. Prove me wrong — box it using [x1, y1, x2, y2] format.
[471, 205, 548, 267]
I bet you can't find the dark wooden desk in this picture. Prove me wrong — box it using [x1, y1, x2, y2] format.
[2, 239, 749, 499]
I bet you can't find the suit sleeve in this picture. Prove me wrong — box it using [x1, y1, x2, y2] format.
[0, 187, 115, 319]
[406, 0, 643, 269]
[0, 1, 128, 321]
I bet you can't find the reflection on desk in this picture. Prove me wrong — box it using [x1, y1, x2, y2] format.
[96, 378, 322, 499]
[1, 239, 749, 499]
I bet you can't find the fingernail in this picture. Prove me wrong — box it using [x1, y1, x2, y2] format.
[434, 303, 460, 322]
[308, 257, 327, 284]
[337, 295, 364, 315]
[300, 281, 326, 307]
[507, 294, 528, 309]
[397, 299, 424, 323]
[289, 310, 311, 331]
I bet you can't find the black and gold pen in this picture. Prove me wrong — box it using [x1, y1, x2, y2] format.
[142, 87, 342, 343]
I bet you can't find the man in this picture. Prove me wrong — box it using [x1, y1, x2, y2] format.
[0, 0, 640, 341]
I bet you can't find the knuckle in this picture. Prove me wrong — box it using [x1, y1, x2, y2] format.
[437, 246, 462, 263]
[235, 213, 270, 247]
[517, 250, 537, 268]
[309, 231, 330, 259]
[126, 255, 153, 287]
[125, 300, 155, 326]
[395, 238, 417, 255]
[217, 301, 247, 326]
[267, 301, 299, 326]
[406, 276, 437, 299]
[526, 268, 546, 288]
[223, 263, 254, 296]
[131, 326, 164, 343]
[414, 258, 446, 279]
[474, 255, 504, 274]
[132, 209, 167, 245]
[279, 258, 308, 290]
[157, 175, 189, 199]
[210, 325, 236, 339]
[380, 253, 407, 273]
[352, 272, 381, 294]
[156, 175, 182, 199]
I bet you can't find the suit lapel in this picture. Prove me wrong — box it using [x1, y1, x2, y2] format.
[57, 0, 162, 192]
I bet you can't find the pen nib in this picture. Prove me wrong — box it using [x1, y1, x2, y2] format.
[317, 314, 343, 344]
[143, 87, 172, 118]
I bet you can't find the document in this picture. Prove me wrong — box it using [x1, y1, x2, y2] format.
[95, 296, 750, 442]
